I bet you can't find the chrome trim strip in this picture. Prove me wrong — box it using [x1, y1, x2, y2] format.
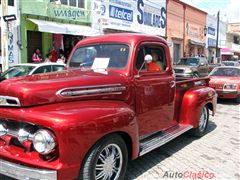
[0, 159, 57, 180]
[0, 95, 21, 107]
[56, 84, 126, 97]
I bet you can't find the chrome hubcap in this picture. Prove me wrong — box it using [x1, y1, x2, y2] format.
[95, 144, 123, 180]
[199, 107, 207, 132]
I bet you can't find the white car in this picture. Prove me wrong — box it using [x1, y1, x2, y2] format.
[0, 63, 65, 82]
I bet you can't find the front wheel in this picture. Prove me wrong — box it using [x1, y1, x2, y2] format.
[189, 106, 209, 137]
[79, 134, 128, 180]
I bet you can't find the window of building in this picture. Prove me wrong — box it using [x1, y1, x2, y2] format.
[8, 0, 14, 6]
[0, 0, 14, 6]
[50, 0, 85, 8]
[60, 0, 68, 5]
[69, 0, 76, 6]
[233, 36, 240, 44]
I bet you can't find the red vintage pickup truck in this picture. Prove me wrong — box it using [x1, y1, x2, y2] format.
[0, 34, 217, 180]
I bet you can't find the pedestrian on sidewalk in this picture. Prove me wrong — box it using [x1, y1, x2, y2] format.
[45, 53, 52, 63]
[32, 48, 43, 63]
[57, 53, 66, 64]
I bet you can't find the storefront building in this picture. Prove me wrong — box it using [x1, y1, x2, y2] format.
[0, 0, 20, 71]
[206, 15, 217, 63]
[225, 23, 240, 60]
[166, 0, 184, 63]
[91, 0, 166, 37]
[218, 20, 227, 61]
[166, 0, 207, 64]
[19, 0, 99, 63]
[184, 3, 207, 58]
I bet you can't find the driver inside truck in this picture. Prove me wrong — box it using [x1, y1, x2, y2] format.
[147, 51, 163, 72]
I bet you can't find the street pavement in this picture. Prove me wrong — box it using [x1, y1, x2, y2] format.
[126, 99, 240, 180]
[0, 100, 239, 180]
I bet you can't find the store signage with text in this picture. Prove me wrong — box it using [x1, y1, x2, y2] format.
[109, 5, 133, 22]
[47, 4, 89, 22]
[92, 0, 166, 36]
[137, 0, 166, 29]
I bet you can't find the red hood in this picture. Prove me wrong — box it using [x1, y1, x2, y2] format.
[209, 76, 240, 84]
[0, 69, 129, 107]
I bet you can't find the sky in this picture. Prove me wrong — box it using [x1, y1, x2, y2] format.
[180, 0, 240, 23]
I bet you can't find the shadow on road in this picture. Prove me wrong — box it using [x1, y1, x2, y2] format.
[217, 99, 239, 105]
[126, 121, 217, 179]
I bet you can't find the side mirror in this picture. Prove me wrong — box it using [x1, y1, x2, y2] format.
[144, 54, 153, 64]
[135, 54, 153, 79]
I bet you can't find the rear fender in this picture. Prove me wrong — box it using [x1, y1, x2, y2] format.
[179, 87, 217, 128]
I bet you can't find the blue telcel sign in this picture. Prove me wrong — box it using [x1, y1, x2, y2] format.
[109, 5, 133, 22]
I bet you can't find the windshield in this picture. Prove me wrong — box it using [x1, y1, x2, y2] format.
[209, 68, 240, 77]
[69, 44, 129, 70]
[1, 65, 35, 79]
[177, 58, 199, 66]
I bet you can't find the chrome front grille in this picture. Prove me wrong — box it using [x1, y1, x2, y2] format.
[0, 119, 38, 151]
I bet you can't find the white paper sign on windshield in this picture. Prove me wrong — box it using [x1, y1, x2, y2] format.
[91, 58, 110, 70]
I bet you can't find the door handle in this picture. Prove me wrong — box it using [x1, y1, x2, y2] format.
[170, 81, 176, 88]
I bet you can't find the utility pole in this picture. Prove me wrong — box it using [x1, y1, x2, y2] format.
[1, 0, 9, 71]
[215, 11, 220, 63]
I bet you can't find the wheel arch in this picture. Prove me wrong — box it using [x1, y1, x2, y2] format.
[206, 102, 215, 116]
[82, 131, 135, 162]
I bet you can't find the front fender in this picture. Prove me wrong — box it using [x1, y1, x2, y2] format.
[179, 86, 217, 128]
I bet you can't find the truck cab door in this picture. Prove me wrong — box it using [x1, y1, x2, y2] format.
[134, 42, 177, 136]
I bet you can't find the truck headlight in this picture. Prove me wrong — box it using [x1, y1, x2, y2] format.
[223, 84, 237, 90]
[33, 130, 56, 154]
[184, 69, 192, 73]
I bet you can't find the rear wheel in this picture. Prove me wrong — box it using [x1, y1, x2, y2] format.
[189, 106, 209, 137]
[79, 134, 128, 180]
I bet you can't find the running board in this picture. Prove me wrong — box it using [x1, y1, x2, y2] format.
[139, 124, 193, 156]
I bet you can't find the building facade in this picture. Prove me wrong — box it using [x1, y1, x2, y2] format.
[206, 15, 217, 63]
[167, 0, 207, 63]
[225, 23, 240, 60]
[166, 0, 184, 63]
[0, 0, 20, 71]
[19, 0, 99, 63]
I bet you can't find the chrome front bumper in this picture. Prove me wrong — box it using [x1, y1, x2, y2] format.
[0, 159, 57, 180]
[216, 90, 239, 94]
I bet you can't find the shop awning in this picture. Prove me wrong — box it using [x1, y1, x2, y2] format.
[221, 48, 234, 55]
[189, 40, 206, 47]
[28, 19, 100, 37]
